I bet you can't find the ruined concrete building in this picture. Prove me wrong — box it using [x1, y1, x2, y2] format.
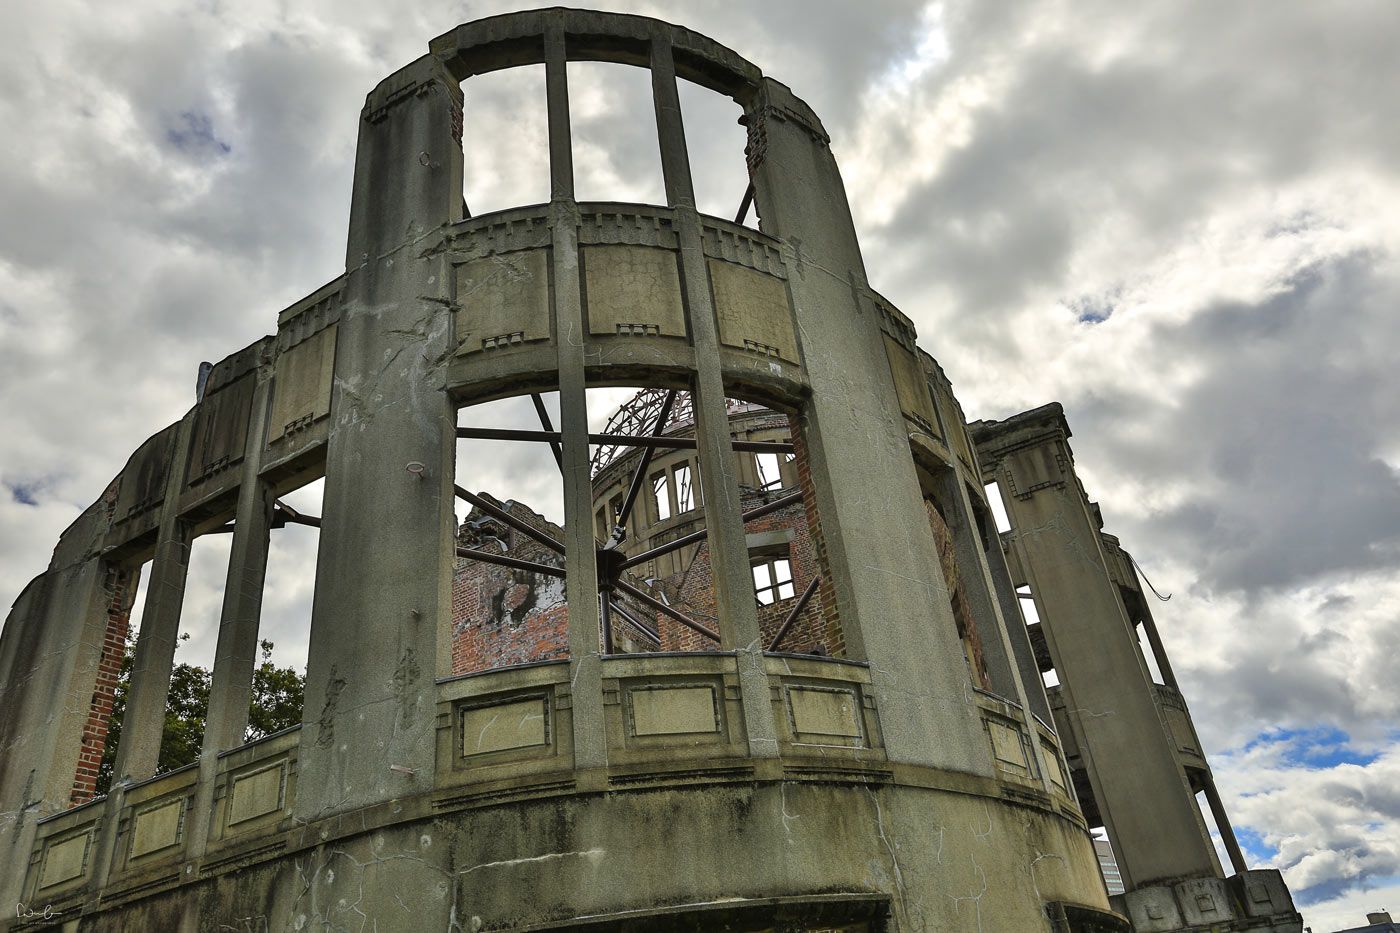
[0, 9, 1305, 931]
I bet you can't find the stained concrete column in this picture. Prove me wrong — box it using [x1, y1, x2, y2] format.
[936, 467, 1058, 794]
[971, 404, 1220, 889]
[114, 413, 198, 781]
[652, 35, 779, 759]
[545, 26, 608, 774]
[979, 507, 1055, 723]
[188, 358, 275, 853]
[1204, 778, 1249, 875]
[746, 78, 989, 772]
[294, 55, 460, 819]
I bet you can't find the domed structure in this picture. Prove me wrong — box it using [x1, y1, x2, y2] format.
[0, 9, 1302, 931]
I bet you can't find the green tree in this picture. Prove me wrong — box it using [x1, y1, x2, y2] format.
[95, 636, 304, 796]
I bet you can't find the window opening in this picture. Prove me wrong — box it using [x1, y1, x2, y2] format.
[676, 78, 750, 222]
[461, 64, 550, 217]
[752, 554, 795, 605]
[651, 472, 672, 521]
[674, 462, 697, 513]
[985, 481, 1013, 533]
[1136, 621, 1167, 685]
[568, 62, 666, 204]
[755, 451, 784, 490]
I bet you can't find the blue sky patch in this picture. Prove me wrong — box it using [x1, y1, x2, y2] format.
[1245, 725, 1381, 769]
[7, 481, 40, 506]
[166, 110, 231, 156]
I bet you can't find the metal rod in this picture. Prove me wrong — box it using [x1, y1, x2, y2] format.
[738, 491, 803, 523]
[767, 576, 821, 652]
[280, 513, 322, 528]
[609, 597, 661, 643]
[455, 426, 792, 455]
[619, 492, 803, 571]
[734, 182, 755, 225]
[600, 591, 614, 654]
[454, 485, 565, 554]
[611, 390, 677, 545]
[614, 579, 720, 642]
[530, 393, 565, 472]
[455, 546, 566, 578]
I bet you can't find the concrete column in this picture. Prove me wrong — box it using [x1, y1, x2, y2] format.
[114, 413, 198, 781]
[1137, 605, 1181, 690]
[652, 35, 779, 759]
[972, 404, 1220, 889]
[294, 55, 460, 819]
[746, 78, 989, 772]
[188, 360, 275, 854]
[978, 506, 1055, 723]
[937, 468, 1057, 794]
[1204, 778, 1249, 875]
[545, 26, 608, 774]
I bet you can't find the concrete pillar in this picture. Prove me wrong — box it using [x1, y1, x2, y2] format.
[652, 35, 779, 759]
[972, 404, 1220, 889]
[978, 508, 1055, 723]
[114, 414, 198, 782]
[294, 54, 460, 819]
[936, 468, 1057, 794]
[1205, 778, 1249, 875]
[745, 78, 988, 773]
[545, 26, 608, 774]
[189, 359, 275, 853]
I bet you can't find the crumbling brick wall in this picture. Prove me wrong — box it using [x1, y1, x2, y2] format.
[72, 566, 138, 805]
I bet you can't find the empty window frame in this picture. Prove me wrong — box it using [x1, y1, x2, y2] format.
[461, 64, 550, 217]
[752, 554, 796, 606]
[651, 472, 673, 521]
[755, 451, 784, 491]
[674, 462, 697, 513]
[568, 61, 666, 205]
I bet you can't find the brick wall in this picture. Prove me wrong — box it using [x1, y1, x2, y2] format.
[71, 565, 138, 805]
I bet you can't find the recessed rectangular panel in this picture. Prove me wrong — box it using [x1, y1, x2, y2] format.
[710, 259, 799, 362]
[228, 762, 286, 826]
[1041, 742, 1067, 791]
[461, 697, 549, 757]
[629, 685, 719, 736]
[987, 719, 1030, 776]
[787, 685, 863, 745]
[130, 797, 184, 857]
[882, 336, 938, 435]
[1165, 707, 1199, 754]
[455, 250, 551, 354]
[188, 373, 254, 481]
[113, 425, 178, 521]
[584, 245, 686, 338]
[269, 325, 337, 441]
[39, 831, 91, 889]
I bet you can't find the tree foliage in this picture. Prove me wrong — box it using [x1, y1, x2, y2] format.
[95, 636, 304, 796]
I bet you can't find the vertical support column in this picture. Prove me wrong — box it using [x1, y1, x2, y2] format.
[1204, 778, 1249, 874]
[188, 360, 275, 853]
[651, 34, 778, 759]
[1137, 606, 1181, 690]
[972, 405, 1220, 889]
[979, 512, 1054, 723]
[937, 468, 1057, 794]
[746, 78, 989, 771]
[114, 413, 198, 781]
[294, 54, 459, 819]
[545, 26, 607, 775]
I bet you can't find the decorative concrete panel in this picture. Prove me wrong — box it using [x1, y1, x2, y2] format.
[1164, 707, 1198, 754]
[628, 685, 719, 736]
[710, 259, 799, 362]
[986, 719, 1031, 777]
[786, 685, 863, 746]
[1123, 885, 1186, 932]
[1041, 742, 1068, 791]
[130, 798, 184, 858]
[456, 250, 551, 354]
[228, 762, 286, 826]
[1007, 445, 1065, 498]
[461, 696, 549, 757]
[1174, 877, 1234, 926]
[269, 325, 336, 441]
[584, 245, 686, 338]
[882, 336, 938, 435]
[113, 425, 177, 521]
[188, 373, 254, 482]
[38, 831, 91, 889]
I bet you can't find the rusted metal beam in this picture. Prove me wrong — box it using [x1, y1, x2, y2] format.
[734, 182, 755, 226]
[455, 546, 565, 578]
[609, 596, 661, 643]
[530, 393, 565, 472]
[766, 575, 821, 652]
[614, 579, 719, 642]
[455, 426, 792, 455]
[454, 485, 565, 554]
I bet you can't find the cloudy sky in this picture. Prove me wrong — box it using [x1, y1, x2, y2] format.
[3, 0, 1399, 927]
